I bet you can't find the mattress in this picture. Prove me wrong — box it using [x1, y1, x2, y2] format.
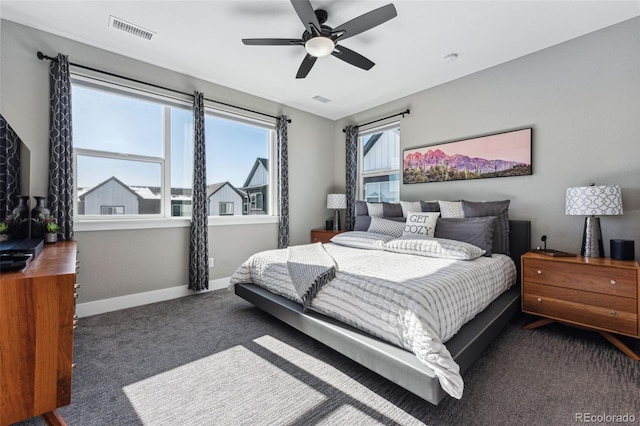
[230, 241, 516, 399]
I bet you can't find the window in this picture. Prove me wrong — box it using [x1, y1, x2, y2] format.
[204, 113, 272, 216]
[358, 125, 400, 202]
[72, 76, 275, 223]
[219, 202, 234, 216]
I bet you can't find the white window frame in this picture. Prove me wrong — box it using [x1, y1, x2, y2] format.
[357, 122, 401, 203]
[71, 74, 279, 231]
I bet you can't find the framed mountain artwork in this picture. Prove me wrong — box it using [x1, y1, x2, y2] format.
[403, 128, 532, 184]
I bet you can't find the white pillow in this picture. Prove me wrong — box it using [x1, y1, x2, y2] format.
[402, 212, 440, 237]
[438, 200, 464, 218]
[367, 216, 405, 238]
[330, 231, 394, 250]
[400, 201, 422, 218]
[384, 236, 486, 260]
[366, 202, 384, 217]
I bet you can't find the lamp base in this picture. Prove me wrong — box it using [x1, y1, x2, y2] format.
[333, 210, 340, 231]
[581, 216, 604, 257]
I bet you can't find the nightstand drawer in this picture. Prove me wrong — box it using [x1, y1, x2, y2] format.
[523, 258, 637, 298]
[523, 282, 638, 335]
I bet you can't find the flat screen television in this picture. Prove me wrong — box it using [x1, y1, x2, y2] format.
[0, 112, 31, 225]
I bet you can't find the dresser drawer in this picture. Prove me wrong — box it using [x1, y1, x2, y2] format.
[523, 282, 638, 336]
[523, 258, 637, 298]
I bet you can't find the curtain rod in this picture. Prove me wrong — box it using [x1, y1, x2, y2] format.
[342, 109, 410, 133]
[37, 51, 291, 123]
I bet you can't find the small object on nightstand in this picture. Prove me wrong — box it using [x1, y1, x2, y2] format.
[532, 235, 576, 257]
[611, 239, 635, 261]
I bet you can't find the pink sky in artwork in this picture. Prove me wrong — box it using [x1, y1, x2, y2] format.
[407, 128, 531, 164]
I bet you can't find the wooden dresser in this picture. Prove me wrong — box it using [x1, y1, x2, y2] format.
[0, 241, 78, 426]
[521, 251, 639, 360]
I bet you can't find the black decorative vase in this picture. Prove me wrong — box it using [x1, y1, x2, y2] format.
[12, 195, 31, 239]
[30, 196, 50, 240]
[31, 196, 50, 220]
[12, 195, 30, 221]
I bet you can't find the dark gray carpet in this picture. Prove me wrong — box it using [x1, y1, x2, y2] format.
[16, 288, 640, 425]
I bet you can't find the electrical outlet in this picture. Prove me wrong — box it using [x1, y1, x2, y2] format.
[208, 258, 214, 268]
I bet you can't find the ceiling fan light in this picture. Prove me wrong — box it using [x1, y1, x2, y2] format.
[305, 37, 334, 57]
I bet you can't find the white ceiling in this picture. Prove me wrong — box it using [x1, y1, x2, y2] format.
[1, 1, 639, 120]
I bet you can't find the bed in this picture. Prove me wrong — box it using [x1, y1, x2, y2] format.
[232, 217, 530, 405]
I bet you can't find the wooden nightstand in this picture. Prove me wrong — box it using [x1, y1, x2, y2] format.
[521, 251, 640, 360]
[310, 229, 343, 244]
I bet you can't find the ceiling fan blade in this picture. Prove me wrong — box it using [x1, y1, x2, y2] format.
[290, 0, 321, 35]
[296, 54, 318, 79]
[333, 4, 397, 41]
[242, 38, 304, 46]
[331, 45, 375, 70]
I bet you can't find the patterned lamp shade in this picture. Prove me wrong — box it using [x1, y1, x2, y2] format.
[565, 185, 623, 216]
[327, 194, 347, 210]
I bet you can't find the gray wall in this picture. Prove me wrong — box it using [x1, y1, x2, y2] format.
[334, 17, 640, 257]
[2, 17, 639, 305]
[0, 20, 335, 303]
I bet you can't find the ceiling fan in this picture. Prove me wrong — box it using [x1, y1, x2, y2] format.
[242, 0, 397, 79]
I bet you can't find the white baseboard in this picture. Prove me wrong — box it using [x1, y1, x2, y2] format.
[75, 277, 231, 318]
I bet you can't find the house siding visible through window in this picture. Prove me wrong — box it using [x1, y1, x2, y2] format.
[358, 124, 400, 202]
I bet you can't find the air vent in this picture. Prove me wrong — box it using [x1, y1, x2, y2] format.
[312, 95, 331, 103]
[109, 16, 155, 40]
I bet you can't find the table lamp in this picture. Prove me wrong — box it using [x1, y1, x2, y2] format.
[565, 184, 623, 257]
[327, 194, 347, 231]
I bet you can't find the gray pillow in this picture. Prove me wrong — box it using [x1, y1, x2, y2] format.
[434, 217, 497, 256]
[355, 200, 368, 216]
[420, 201, 441, 212]
[461, 200, 510, 255]
[354, 215, 372, 231]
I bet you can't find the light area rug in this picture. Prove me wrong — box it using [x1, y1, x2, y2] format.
[123, 335, 423, 425]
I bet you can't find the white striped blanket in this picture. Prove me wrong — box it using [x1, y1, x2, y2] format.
[231, 243, 516, 399]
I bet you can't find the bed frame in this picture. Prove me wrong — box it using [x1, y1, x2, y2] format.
[235, 220, 531, 404]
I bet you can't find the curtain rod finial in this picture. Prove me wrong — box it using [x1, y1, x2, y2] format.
[37, 51, 46, 60]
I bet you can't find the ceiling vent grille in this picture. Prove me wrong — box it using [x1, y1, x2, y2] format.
[109, 16, 155, 40]
[312, 95, 331, 103]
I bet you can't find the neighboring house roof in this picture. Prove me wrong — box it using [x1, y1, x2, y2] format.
[362, 133, 382, 157]
[79, 176, 141, 201]
[130, 186, 160, 199]
[206, 181, 246, 199]
[242, 158, 268, 188]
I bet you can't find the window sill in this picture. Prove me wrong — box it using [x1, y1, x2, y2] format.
[74, 215, 279, 232]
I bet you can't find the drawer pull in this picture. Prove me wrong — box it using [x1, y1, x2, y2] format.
[72, 363, 77, 369]
[74, 293, 78, 299]
[74, 283, 80, 289]
[610, 310, 617, 317]
[610, 280, 616, 285]
[536, 270, 542, 275]
[537, 297, 542, 302]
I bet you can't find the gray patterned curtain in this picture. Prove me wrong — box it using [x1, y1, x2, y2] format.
[345, 125, 358, 231]
[189, 91, 209, 291]
[48, 53, 74, 240]
[0, 114, 21, 218]
[276, 116, 289, 248]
